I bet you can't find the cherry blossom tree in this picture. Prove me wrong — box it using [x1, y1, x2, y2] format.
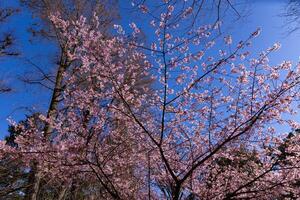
[2, 1, 300, 200]
[11, 1, 120, 199]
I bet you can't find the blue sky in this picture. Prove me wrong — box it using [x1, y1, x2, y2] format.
[0, 0, 299, 139]
[0, 0, 57, 138]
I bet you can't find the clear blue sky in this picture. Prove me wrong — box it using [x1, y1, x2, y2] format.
[0, 0, 299, 139]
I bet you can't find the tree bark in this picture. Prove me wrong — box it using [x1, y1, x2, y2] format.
[57, 186, 68, 200]
[26, 61, 67, 200]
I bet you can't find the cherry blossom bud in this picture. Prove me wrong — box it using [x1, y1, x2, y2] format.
[252, 27, 262, 37]
[224, 35, 232, 45]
